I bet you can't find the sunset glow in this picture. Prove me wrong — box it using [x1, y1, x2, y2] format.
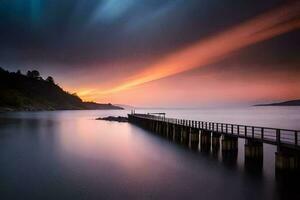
[1, 0, 300, 107]
[78, 1, 300, 102]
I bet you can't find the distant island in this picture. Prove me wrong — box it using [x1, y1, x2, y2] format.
[0, 67, 123, 111]
[254, 99, 300, 106]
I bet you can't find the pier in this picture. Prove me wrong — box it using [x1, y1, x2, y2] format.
[128, 113, 300, 175]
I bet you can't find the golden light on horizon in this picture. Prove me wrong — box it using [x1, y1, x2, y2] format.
[78, 1, 300, 102]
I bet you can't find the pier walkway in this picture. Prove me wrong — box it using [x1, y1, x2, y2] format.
[128, 113, 300, 174]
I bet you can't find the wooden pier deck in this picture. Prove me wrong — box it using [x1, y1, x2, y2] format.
[128, 113, 300, 150]
[128, 113, 300, 173]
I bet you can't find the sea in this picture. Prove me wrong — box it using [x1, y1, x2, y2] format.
[0, 106, 300, 199]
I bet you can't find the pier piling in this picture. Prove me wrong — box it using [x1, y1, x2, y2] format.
[200, 130, 211, 152]
[276, 147, 300, 174]
[244, 139, 263, 172]
[212, 132, 221, 153]
[190, 128, 200, 150]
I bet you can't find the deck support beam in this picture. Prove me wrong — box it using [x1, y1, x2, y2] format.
[174, 125, 182, 142]
[275, 147, 300, 178]
[200, 130, 211, 152]
[244, 139, 263, 171]
[163, 122, 168, 137]
[181, 126, 190, 145]
[167, 124, 174, 140]
[222, 135, 238, 165]
[190, 128, 200, 149]
[222, 135, 238, 151]
[212, 132, 221, 153]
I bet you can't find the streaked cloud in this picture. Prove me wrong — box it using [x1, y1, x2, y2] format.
[91, 0, 136, 23]
[85, 1, 300, 98]
[0, 0, 299, 106]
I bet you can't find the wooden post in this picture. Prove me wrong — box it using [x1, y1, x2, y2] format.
[226, 124, 228, 134]
[276, 129, 281, 145]
[261, 128, 264, 140]
[295, 131, 298, 146]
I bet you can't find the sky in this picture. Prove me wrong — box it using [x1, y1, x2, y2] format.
[0, 0, 300, 107]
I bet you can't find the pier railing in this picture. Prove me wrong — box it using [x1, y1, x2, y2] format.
[129, 114, 300, 149]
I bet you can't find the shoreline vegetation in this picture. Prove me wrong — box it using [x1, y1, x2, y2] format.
[0, 67, 123, 111]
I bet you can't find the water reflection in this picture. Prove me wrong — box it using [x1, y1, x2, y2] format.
[0, 109, 299, 199]
[129, 113, 300, 200]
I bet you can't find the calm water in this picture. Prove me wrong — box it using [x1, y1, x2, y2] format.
[0, 107, 300, 199]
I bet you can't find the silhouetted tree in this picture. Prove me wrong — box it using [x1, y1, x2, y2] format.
[27, 70, 41, 79]
[16, 70, 21, 75]
[0, 67, 85, 110]
[32, 70, 40, 78]
[46, 76, 54, 84]
[26, 70, 31, 77]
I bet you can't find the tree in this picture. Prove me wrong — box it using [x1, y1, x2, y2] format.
[26, 71, 32, 77]
[27, 70, 41, 79]
[16, 70, 21, 75]
[31, 70, 40, 78]
[46, 76, 55, 84]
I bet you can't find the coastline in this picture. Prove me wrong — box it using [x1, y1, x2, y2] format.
[254, 104, 300, 107]
[0, 106, 124, 112]
[254, 99, 300, 107]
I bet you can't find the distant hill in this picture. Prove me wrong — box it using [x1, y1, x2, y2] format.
[254, 99, 300, 106]
[0, 67, 123, 111]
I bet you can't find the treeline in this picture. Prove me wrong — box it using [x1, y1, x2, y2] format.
[11, 69, 55, 83]
[0, 67, 84, 111]
[0, 67, 123, 111]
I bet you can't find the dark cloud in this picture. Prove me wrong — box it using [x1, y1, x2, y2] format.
[0, 0, 294, 73]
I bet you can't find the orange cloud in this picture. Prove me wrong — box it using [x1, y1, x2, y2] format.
[81, 1, 300, 100]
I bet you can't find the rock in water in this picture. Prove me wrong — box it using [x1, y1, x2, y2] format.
[96, 116, 128, 122]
